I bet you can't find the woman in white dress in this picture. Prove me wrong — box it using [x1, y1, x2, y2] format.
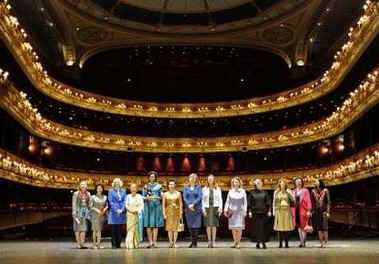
[224, 177, 247, 249]
[125, 183, 144, 250]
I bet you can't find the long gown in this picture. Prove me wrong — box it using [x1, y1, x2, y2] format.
[125, 193, 144, 249]
[248, 189, 271, 242]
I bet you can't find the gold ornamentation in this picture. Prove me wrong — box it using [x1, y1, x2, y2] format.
[0, 1, 377, 118]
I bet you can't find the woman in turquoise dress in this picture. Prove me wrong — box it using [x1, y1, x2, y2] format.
[142, 171, 164, 248]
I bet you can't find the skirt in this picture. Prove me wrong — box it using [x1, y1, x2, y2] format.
[126, 212, 140, 249]
[91, 213, 106, 231]
[274, 208, 294, 232]
[203, 207, 219, 227]
[251, 214, 268, 242]
[143, 201, 164, 228]
[73, 217, 88, 232]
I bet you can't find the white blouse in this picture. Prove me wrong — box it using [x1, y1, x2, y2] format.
[202, 187, 223, 213]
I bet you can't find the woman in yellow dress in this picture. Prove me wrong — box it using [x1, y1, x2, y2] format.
[125, 183, 144, 250]
[273, 179, 295, 248]
[163, 179, 183, 248]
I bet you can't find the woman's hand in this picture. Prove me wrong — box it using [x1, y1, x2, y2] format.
[248, 212, 253, 218]
[203, 210, 207, 217]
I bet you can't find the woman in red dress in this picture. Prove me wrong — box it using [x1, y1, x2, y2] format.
[291, 178, 312, 248]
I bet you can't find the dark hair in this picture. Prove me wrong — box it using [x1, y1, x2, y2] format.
[95, 184, 104, 192]
[168, 178, 176, 184]
[148, 171, 158, 180]
[317, 179, 326, 189]
[294, 177, 304, 188]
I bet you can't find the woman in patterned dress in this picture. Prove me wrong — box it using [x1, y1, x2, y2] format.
[125, 183, 144, 250]
[90, 184, 108, 249]
[224, 177, 247, 249]
[142, 171, 164, 248]
[72, 181, 91, 249]
[311, 179, 331, 248]
[162, 179, 183, 248]
[273, 179, 294, 248]
[202, 174, 223, 248]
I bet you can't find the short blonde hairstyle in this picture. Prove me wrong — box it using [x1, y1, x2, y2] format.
[189, 173, 200, 185]
[112, 178, 123, 188]
[78, 180, 87, 190]
[231, 177, 243, 188]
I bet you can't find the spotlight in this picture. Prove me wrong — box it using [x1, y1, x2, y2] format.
[296, 59, 305, 66]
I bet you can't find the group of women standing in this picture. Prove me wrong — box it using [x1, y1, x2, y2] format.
[72, 171, 331, 250]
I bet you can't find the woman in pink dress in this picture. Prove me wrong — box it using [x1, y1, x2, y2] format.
[291, 178, 312, 248]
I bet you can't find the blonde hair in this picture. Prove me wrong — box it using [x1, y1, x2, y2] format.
[189, 173, 199, 184]
[78, 180, 87, 190]
[276, 178, 288, 192]
[205, 174, 219, 188]
[112, 178, 123, 188]
[231, 177, 243, 189]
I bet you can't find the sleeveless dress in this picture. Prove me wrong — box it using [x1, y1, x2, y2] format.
[163, 191, 183, 232]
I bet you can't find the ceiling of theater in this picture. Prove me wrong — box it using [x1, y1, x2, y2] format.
[6, 0, 368, 103]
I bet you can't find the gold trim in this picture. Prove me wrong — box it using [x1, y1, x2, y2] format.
[0, 1, 378, 118]
[0, 67, 378, 152]
[1, 142, 379, 190]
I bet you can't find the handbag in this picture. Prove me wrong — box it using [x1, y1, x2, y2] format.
[304, 217, 314, 234]
[178, 218, 185, 232]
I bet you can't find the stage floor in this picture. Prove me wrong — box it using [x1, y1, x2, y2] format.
[1, 240, 379, 264]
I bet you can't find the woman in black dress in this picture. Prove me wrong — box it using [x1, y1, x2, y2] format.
[311, 179, 331, 248]
[248, 179, 271, 249]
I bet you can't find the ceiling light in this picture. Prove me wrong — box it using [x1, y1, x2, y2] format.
[296, 59, 305, 66]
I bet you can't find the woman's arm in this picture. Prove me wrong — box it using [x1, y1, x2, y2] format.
[218, 188, 223, 214]
[243, 190, 248, 214]
[179, 192, 183, 219]
[201, 188, 207, 213]
[162, 193, 167, 218]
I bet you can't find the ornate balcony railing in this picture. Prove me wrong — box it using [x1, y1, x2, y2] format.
[0, 66, 377, 152]
[0, 0, 378, 118]
[1, 141, 379, 190]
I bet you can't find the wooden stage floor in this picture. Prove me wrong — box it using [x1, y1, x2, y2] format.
[1, 240, 379, 264]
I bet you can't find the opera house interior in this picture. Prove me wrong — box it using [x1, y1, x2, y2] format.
[0, 0, 379, 263]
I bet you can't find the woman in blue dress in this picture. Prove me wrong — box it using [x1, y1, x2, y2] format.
[183, 173, 202, 248]
[142, 171, 164, 248]
[108, 178, 127, 249]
